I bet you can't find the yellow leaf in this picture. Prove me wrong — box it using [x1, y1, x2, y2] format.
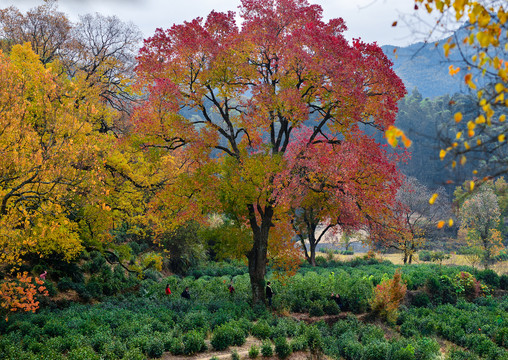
[470, 181, 475, 191]
[452, 160, 457, 168]
[495, 83, 505, 93]
[454, 112, 463, 122]
[429, 193, 438, 205]
[439, 149, 447, 160]
[456, 132, 462, 139]
[448, 218, 454, 227]
[460, 155, 467, 165]
[499, 134, 505, 142]
[500, 114, 506, 122]
[437, 221, 445, 229]
[464, 141, 470, 150]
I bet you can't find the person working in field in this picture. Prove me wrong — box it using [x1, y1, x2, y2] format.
[266, 281, 274, 307]
[181, 286, 191, 299]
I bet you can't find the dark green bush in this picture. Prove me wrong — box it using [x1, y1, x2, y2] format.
[362, 341, 390, 360]
[475, 269, 500, 288]
[121, 347, 146, 360]
[445, 347, 480, 360]
[323, 300, 340, 315]
[306, 325, 324, 355]
[251, 320, 271, 340]
[146, 338, 164, 358]
[410, 292, 430, 307]
[309, 301, 325, 317]
[274, 337, 292, 359]
[211, 324, 235, 351]
[392, 343, 416, 360]
[169, 337, 185, 355]
[499, 274, 508, 290]
[183, 330, 207, 355]
[343, 339, 363, 360]
[66, 345, 100, 360]
[494, 327, 507, 347]
[261, 340, 273, 357]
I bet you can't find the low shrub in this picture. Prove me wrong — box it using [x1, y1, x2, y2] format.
[362, 341, 390, 360]
[66, 345, 100, 360]
[370, 270, 407, 323]
[146, 338, 164, 358]
[290, 335, 307, 352]
[211, 324, 235, 351]
[121, 347, 146, 360]
[261, 340, 273, 357]
[499, 274, 508, 290]
[248, 345, 259, 358]
[183, 330, 207, 355]
[169, 337, 185, 355]
[410, 292, 430, 307]
[419, 251, 431, 262]
[475, 269, 500, 288]
[274, 337, 292, 359]
[309, 301, 325, 317]
[251, 320, 271, 340]
[323, 300, 340, 315]
[231, 350, 240, 360]
[445, 347, 480, 360]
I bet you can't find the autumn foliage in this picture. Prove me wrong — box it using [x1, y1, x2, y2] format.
[0, 272, 48, 320]
[370, 269, 407, 323]
[135, 0, 405, 303]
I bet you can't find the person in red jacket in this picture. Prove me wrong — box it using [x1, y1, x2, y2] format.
[165, 284, 171, 295]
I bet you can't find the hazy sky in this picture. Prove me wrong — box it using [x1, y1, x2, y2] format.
[1, 0, 438, 46]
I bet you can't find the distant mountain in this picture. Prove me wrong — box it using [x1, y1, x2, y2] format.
[382, 35, 466, 98]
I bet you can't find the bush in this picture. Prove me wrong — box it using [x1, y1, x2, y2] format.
[419, 250, 431, 262]
[305, 325, 323, 355]
[146, 338, 164, 358]
[370, 270, 407, 323]
[211, 324, 235, 351]
[500, 275, 508, 290]
[362, 341, 390, 360]
[248, 345, 259, 358]
[323, 300, 340, 315]
[67, 346, 100, 360]
[231, 350, 240, 360]
[261, 341, 273, 357]
[475, 269, 500, 288]
[309, 301, 325, 317]
[169, 337, 185, 355]
[274, 337, 292, 359]
[121, 347, 147, 360]
[392, 343, 416, 360]
[410, 292, 430, 307]
[251, 320, 271, 340]
[445, 347, 480, 360]
[183, 330, 206, 355]
[290, 335, 307, 352]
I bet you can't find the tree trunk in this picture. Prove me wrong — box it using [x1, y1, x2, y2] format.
[309, 245, 316, 266]
[247, 204, 274, 305]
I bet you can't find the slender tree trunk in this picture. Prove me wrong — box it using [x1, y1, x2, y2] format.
[309, 245, 316, 266]
[247, 204, 274, 305]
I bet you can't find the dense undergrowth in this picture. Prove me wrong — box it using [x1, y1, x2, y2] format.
[0, 257, 507, 360]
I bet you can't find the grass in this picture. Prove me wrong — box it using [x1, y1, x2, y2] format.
[321, 252, 508, 274]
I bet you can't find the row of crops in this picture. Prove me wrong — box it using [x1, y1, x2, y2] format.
[0, 258, 506, 360]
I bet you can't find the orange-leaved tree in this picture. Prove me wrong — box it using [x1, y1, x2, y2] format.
[134, 0, 405, 304]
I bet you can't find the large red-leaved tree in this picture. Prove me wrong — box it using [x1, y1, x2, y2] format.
[134, 0, 405, 304]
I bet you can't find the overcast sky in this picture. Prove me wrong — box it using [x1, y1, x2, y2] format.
[1, 0, 439, 46]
